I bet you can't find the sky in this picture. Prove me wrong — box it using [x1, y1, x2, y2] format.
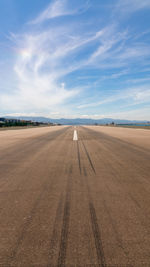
[0, 0, 150, 120]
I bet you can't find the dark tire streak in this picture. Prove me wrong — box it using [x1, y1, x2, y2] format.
[83, 166, 87, 177]
[57, 200, 70, 267]
[48, 159, 73, 266]
[81, 140, 96, 174]
[79, 140, 106, 266]
[77, 141, 82, 174]
[89, 202, 106, 267]
[57, 166, 72, 266]
[82, 126, 150, 156]
[57, 182, 71, 267]
[81, 127, 134, 266]
[48, 195, 63, 265]
[79, 128, 106, 266]
[83, 126, 150, 168]
[6, 128, 71, 265]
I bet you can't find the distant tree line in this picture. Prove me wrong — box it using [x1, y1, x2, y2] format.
[0, 118, 52, 127]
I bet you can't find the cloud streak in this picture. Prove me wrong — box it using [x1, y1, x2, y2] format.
[31, 0, 73, 24]
[116, 0, 150, 15]
[30, 0, 90, 24]
[77, 85, 150, 109]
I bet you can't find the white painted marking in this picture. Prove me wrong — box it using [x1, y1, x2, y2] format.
[73, 130, 78, 141]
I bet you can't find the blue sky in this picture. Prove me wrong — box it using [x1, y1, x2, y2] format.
[0, 0, 150, 120]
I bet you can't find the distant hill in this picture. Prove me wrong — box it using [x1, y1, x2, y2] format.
[5, 116, 147, 125]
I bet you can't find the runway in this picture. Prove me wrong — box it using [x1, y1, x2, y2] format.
[0, 125, 150, 266]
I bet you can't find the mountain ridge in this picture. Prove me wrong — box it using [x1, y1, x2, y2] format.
[4, 116, 148, 125]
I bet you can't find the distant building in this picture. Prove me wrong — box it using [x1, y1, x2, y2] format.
[0, 118, 5, 122]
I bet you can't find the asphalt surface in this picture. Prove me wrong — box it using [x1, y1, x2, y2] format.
[0, 126, 150, 266]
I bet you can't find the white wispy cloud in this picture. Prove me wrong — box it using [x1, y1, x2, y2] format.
[77, 84, 150, 109]
[31, 0, 73, 24]
[126, 77, 150, 84]
[1, 21, 113, 115]
[115, 0, 150, 16]
[1, 28, 81, 113]
[3, 20, 150, 116]
[30, 0, 90, 24]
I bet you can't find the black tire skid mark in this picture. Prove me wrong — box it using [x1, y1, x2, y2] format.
[57, 177, 71, 267]
[80, 127, 131, 265]
[74, 142, 96, 263]
[92, 135, 150, 202]
[77, 141, 82, 174]
[82, 126, 150, 172]
[57, 143, 73, 267]
[77, 133, 106, 267]
[81, 139, 96, 174]
[83, 166, 87, 177]
[83, 129, 150, 197]
[0, 128, 71, 218]
[85, 177, 106, 267]
[48, 164, 73, 266]
[89, 202, 106, 267]
[47, 195, 64, 265]
[82, 126, 150, 157]
[82, 127, 149, 208]
[82, 166, 99, 264]
[81, 126, 148, 183]
[6, 129, 72, 265]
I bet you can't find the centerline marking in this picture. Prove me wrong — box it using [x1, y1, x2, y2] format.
[73, 130, 78, 141]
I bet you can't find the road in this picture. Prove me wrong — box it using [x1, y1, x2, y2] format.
[0, 125, 150, 266]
